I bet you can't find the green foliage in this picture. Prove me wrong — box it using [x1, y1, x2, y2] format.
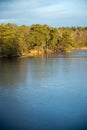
[59, 30, 73, 52]
[0, 23, 87, 57]
[29, 24, 50, 50]
[14, 25, 30, 55]
[0, 23, 17, 56]
[0, 24, 30, 56]
[49, 28, 59, 50]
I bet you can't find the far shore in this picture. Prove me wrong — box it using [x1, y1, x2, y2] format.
[72, 47, 87, 50]
[0, 47, 87, 58]
[22, 47, 87, 57]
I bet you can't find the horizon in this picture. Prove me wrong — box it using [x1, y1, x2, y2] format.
[0, 23, 87, 28]
[0, 0, 87, 27]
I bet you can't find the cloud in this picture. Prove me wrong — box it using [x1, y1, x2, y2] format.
[0, 0, 87, 26]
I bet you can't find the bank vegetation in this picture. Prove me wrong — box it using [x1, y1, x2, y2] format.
[0, 23, 87, 57]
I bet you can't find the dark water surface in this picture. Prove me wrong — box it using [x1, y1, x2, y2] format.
[0, 50, 87, 130]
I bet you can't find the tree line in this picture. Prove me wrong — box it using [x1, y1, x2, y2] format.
[0, 23, 87, 57]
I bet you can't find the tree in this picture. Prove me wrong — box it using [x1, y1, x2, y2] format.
[14, 25, 30, 56]
[59, 30, 74, 52]
[0, 23, 18, 56]
[49, 28, 59, 51]
[29, 24, 50, 52]
[0, 23, 87, 57]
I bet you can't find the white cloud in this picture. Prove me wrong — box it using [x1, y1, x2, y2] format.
[0, 0, 87, 26]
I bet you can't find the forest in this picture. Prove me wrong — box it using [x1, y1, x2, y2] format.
[0, 23, 87, 57]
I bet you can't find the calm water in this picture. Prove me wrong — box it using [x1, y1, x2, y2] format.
[0, 50, 87, 130]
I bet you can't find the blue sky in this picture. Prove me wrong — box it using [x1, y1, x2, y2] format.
[0, 0, 87, 27]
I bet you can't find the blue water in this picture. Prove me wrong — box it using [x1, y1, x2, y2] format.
[0, 50, 87, 130]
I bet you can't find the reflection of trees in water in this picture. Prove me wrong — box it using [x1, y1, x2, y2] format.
[0, 58, 28, 88]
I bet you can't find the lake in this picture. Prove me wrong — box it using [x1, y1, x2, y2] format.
[0, 50, 87, 130]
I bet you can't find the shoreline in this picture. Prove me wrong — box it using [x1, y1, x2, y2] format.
[0, 47, 87, 58]
[72, 47, 87, 50]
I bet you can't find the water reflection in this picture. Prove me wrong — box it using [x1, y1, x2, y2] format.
[0, 50, 87, 130]
[47, 50, 87, 58]
[0, 58, 28, 88]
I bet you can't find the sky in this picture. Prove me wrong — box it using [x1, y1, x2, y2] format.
[0, 0, 87, 27]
